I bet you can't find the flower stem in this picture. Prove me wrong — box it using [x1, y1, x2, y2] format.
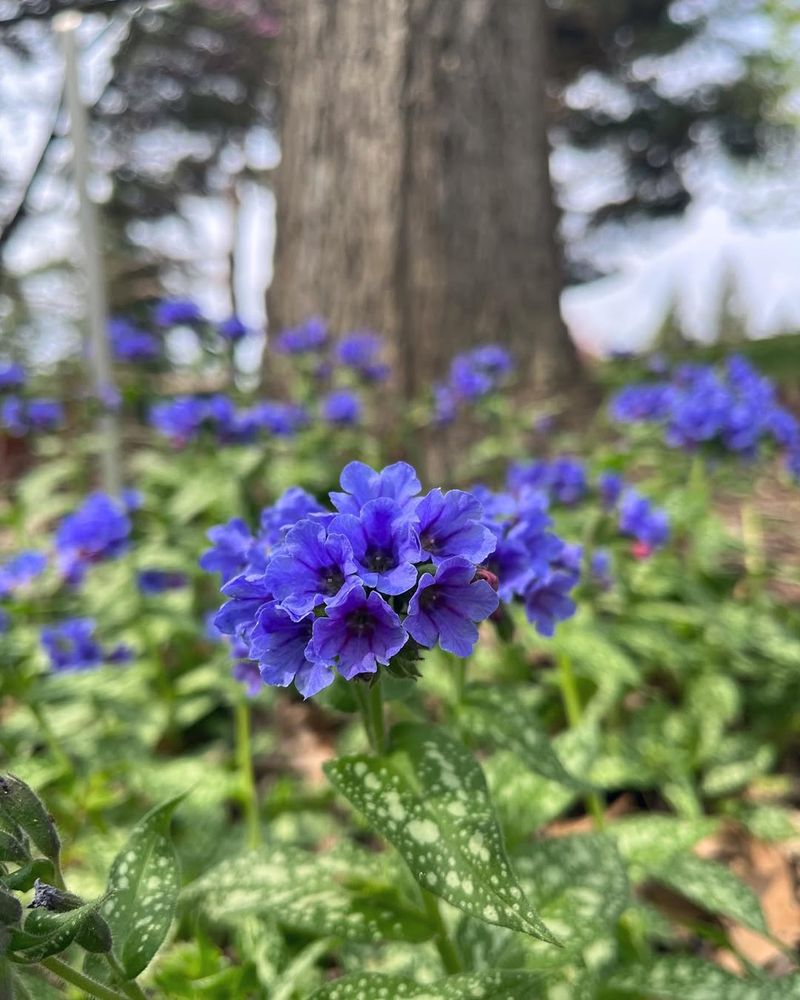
[234, 697, 260, 850]
[421, 888, 463, 974]
[355, 678, 386, 754]
[556, 654, 606, 830]
[40, 957, 127, 1000]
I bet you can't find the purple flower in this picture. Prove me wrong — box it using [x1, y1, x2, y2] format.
[259, 487, 325, 547]
[590, 549, 612, 589]
[330, 461, 422, 517]
[618, 490, 669, 549]
[415, 489, 496, 565]
[150, 396, 207, 446]
[598, 472, 623, 509]
[40, 618, 127, 672]
[433, 384, 457, 425]
[1, 397, 25, 435]
[137, 569, 187, 595]
[470, 345, 513, 377]
[154, 298, 204, 326]
[274, 316, 327, 354]
[0, 551, 47, 596]
[610, 383, 674, 423]
[523, 574, 577, 637]
[264, 519, 359, 620]
[450, 356, 492, 400]
[215, 573, 274, 636]
[109, 318, 160, 361]
[55, 493, 131, 585]
[330, 498, 421, 595]
[248, 601, 334, 697]
[200, 518, 256, 584]
[231, 657, 264, 697]
[322, 389, 361, 426]
[335, 332, 383, 371]
[217, 316, 249, 341]
[26, 399, 63, 432]
[249, 401, 309, 436]
[508, 457, 586, 506]
[406, 557, 498, 656]
[0, 363, 25, 391]
[312, 586, 407, 679]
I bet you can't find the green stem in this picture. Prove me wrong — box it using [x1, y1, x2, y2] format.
[355, 679, 386, 754]
[40, 956, 127, 1000]
[556, 654, 606, 831]
[421, 888, 463, 974]
[105, 955, 149, 999]
[29, 702, 74, 780]
[741, 499, 764, 595]
[234, 698, 260, 850]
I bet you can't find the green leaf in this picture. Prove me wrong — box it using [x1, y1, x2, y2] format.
[8, 899, 106, 961]
[460, 686, 588, 790]
[607, 956, 774, 999]
[649, 854, 768, 934]
[0, 885, 22, 928]
[183, 843, 433, 943]
[0, 831, 30, 865]
[609, 815, 718, 881]
[310, 970, 547, 999]
[0, 776, 60, 862]
[325, 722, 558, 944]
[102, 793, 184, 979]
[2, 859, 56, 893]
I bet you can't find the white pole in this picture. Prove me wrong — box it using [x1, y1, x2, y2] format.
[55, 10, 122, 497]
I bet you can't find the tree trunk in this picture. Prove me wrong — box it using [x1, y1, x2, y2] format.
[268, 0, 579, 397]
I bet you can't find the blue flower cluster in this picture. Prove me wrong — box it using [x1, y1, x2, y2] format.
[137, 569, 187, 595]
[55, 492, 132, 585]
[149, 395, 309, 446]
[109, 318, 161, 362]
[205, 463, 505, 698]
[507, 456, 587, 506]
[1, 396, 63, 436]
[40, 618, 132, 672]
[0, 363, 25, 391]
[0, 551, 47, 597]
[610, 355, 800, 473]
[433, 345, 513, 424]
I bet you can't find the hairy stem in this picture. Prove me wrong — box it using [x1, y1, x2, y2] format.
[421, 888, 463, 974]
[41, 957, 127, 1000]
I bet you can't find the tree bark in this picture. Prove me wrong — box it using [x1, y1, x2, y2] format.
[268, 0, 579, 397]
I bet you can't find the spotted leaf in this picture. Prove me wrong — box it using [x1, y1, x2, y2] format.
[102, 793, 184, 979]
[325, 722, 558, 943]
[310, 970, 547, 999]
[182, 843, 433, 943]
[7, 899, 105, 962]
[607, 956, 788, 999]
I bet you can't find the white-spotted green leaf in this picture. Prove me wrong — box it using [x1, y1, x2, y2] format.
[460, 687, 589, 791]
[514, 833, 629, 963]
[7, 899, 106, 961]
[649, 854, 768, 935]
[310, 970, 547, 999]
[0, 775, 60, 862]
[183, 844, 433, 943]
[324, 722, 558, 944]
[608, 815, 718, 882]
[102, 793, 184, 978]
[607, 956, 780, 999]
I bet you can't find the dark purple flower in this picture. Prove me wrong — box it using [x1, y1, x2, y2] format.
[264, 519, 359, 620]
[55, 493, 131, 585]
[274, 316, 327, 354]
[311, 586, 407, 679]
[154, 299, 204, 326]
[415, 488, 496, 565]
[523, 574, 577, 637]
[330, 498, 421, 595]
[200, 518, 256, 584]
[40, 619, 126, 672]
[406, 557, 498, 656]
[330, 461, 422, 517]
[322, 389, 361, 426]
[217, 316, 249, 341]
[137, 569, 187, 595]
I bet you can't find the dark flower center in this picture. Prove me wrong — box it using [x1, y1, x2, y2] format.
[321, 568, 344, 595]
[347, 609, 375, 637]
[419, 586, 441, 610]
[366, 548, 396, 573]
[420, 532, 439, 553]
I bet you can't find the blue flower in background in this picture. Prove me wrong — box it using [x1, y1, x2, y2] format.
[322, 389, 361, 426]
[249, 401, 309, 436]
[406, 557, 498, 657]
[590, 549, 613, 589]
[450, 356, 492, 400]
[27, 400, 63, 431]
[274, 316, 327, 354]
[312, 586, 407, 679]
[0, 551, 47, 596]
[154, 298, 204, 326]
[610, 383, 674, 423]
[200, 518, 257, 584]
[618, 490, 669, 550]
[40, 619, 131, 672]
[109, 318, 160, 361]
[137, 569, 188, 595]
[150, 396, 207, 446]
[507, 457, 586, 506]
[336, 331, 384, 372]
[0, 363, 25, 391]
[523, 574, 577, 637]
[231, 655, 264, 697]
[217, 316, 249, 341]
[432, 384, 457, 425]
[1, 396, 25, 435]
[598, 471, 623, 509]
[330, 498, 421, 596]
[55, 493, 131, 585]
